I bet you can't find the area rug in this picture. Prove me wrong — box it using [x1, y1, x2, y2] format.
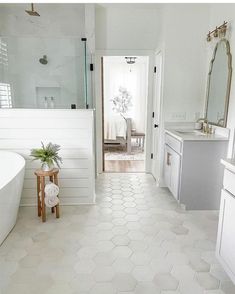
[105, 149, 145, 161]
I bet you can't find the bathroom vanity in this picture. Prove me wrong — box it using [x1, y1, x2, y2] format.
[164, 129, 228, 209]
[162, 37, 232, 210]
[216, 159, 235, 283]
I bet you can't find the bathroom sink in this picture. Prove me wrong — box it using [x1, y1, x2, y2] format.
[176, 130, 206, 136]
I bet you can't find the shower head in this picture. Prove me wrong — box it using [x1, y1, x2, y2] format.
[25, 3, 40, 17]
[39, 55, 48, 65]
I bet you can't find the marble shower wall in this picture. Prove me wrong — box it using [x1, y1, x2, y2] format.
[0, 4, 93, 109]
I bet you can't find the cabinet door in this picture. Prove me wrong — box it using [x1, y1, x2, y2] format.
[164, 145, 171, 188]
[216, 189, 235, 283]
[169, 149, 181, 200]
[164, 145, 181, 200]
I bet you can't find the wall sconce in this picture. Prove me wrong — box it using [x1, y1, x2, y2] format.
[207, 21, 227, 42]
[207, 32, 212, 42]
[213, 27, 219, 38]
[220, 22, 227, 38]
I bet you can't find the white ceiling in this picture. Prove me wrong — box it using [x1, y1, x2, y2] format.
[96, 3, 164, 10]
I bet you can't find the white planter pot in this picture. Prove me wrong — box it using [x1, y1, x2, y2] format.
[41, 162, 54, 172]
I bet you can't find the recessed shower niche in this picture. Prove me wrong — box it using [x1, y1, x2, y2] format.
[36, 86, 61, 108]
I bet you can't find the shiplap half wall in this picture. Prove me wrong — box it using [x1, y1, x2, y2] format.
[0, 109, 95, 206]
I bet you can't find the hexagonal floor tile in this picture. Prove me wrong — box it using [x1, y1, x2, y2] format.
[74, 259, 95, 274]
[132, 266, 155, 282]
[112, 273, 137, 292]
[189, 257, 210, 272]
[111, 246, 132, 259]
[134, 282, 161, 294]
[69, 273, 95, 292]
[112, 258, 134, 273]
[92, 265, 115, 282]
[131, 252, 151, 265]
[112, 235, 130, 246]
[171, 226, 189, 235]
[89, 282, 116, 294]
[195, 272, 220, 290]
[153, 273, 179, 290]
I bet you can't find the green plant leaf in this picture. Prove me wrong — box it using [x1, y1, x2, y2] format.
[30, 142, 62, 168]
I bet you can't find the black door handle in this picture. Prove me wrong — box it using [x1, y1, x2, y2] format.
[154, 124, 159, 128]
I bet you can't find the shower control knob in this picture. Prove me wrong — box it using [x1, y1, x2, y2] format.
[154, 124, 159, 128]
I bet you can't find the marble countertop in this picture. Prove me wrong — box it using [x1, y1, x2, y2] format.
[165, 129, 229, 142]
[221, 158, 235, 173]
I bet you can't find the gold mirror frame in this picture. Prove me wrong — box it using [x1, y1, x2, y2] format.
[205, 38, 232, 127]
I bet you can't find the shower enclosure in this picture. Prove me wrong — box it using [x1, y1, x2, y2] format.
[0, 36, 93, 109]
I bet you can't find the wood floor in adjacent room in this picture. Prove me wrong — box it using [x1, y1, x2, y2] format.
[105, 160, 145, 172]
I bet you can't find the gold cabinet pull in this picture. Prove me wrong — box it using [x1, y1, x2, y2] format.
[167, 152, 171, 166]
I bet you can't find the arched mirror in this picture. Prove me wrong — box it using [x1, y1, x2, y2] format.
[205, 39, 232, 127]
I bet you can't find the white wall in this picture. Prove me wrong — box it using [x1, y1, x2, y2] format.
[208, 4, 235, 157]
[162, 4, 210, 123]
[95, 4, 163, 50]
[0, 109, 95, 205]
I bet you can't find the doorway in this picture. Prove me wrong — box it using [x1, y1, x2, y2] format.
[102, 56, 149, 173]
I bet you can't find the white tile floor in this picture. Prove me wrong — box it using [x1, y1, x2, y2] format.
[0, 173, 234, 294]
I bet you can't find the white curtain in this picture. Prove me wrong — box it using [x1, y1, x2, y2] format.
[103, 56, 148, 134]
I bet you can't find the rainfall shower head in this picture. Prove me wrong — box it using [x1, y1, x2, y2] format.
[39, 55, 48, 65]
[25, 3, 40, 17]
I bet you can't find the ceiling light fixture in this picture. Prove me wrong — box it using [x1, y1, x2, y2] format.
[125, 57, 137, 64]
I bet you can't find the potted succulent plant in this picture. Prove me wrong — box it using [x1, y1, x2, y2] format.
[30, 142, 62, 171]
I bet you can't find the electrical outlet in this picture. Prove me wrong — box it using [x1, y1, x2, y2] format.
[171, 112, 186, 121]
[194, 112, 201, 121]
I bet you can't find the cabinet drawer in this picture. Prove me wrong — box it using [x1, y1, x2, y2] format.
[165, 133, 182, 154]
[223, 169, 235, 196]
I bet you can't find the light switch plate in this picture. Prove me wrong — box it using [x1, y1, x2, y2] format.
[171, 112, 186, 121]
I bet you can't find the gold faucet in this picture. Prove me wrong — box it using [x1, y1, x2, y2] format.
[197, 117, 213, 134]
[203, 119, 210, 134]
[196, 118, 211, 134]
[202, 119, 213, 134]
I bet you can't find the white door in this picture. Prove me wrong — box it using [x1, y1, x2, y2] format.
[151, 52, 163, 181]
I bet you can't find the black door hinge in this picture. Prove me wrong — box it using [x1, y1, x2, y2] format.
[154, 66, 157, 73]
[90, 63, 94, 71]
[152, 112, 154, 118]
[151, 153, 153, 159]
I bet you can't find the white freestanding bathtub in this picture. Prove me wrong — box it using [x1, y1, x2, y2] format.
[0, 151, 25, 245]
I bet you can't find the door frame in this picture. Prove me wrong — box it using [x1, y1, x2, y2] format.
[151, 49, 165, 186]
[101, 57, 105, 171]
[95, 49, 155, 175]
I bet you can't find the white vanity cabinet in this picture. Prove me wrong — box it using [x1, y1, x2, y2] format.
[164, 130, 228, 210]
[216, 162, 235, 283]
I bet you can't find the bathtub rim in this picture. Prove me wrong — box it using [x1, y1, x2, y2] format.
[0, 151, 25, 190]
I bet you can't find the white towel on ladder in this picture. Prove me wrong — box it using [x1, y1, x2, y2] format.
[44, 182, 60, 208]
[44, 195, 59, 208]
